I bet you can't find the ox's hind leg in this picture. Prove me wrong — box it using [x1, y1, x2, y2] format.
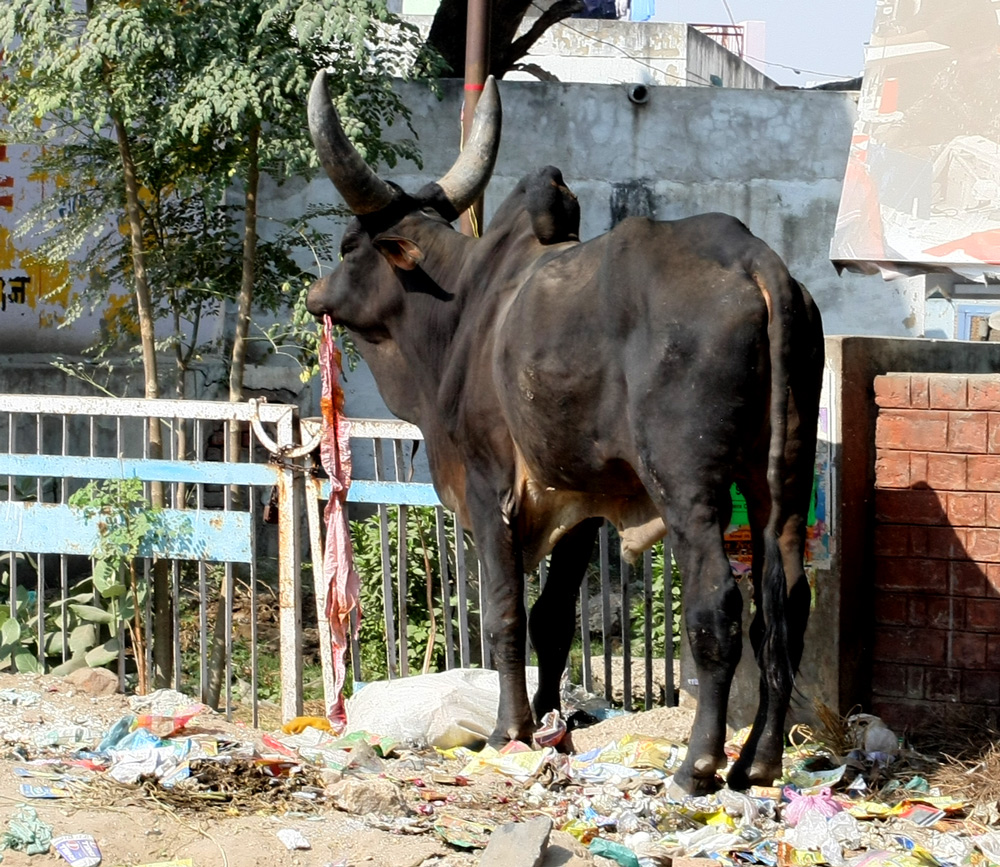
[529, 518, 602, 722]
[643, 474, 743, 795]
[727, 470, 812, 790]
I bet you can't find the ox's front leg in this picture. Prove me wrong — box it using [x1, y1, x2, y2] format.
[466, 480, 535, 746]
[529, 517, 601, 721]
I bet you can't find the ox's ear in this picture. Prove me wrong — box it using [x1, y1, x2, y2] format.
[373, 234, 424, 271]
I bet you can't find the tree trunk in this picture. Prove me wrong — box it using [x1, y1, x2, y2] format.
[113, 115, 173, 691]
[206, 124, 260, 711]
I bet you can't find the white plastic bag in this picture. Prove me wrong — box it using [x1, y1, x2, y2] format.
[345, 667, 539, 749]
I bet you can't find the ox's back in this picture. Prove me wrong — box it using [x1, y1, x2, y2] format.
[493, 212, 776, 506]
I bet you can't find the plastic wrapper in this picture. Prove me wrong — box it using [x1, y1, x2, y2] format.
[533, 709, 567, 748]
[974, 831, 1000, 863]
[434, 815, 493, 849]
[52, 834, 102, 867]
[787, 765, 847, 794]
[847, 848, 941, 867]
[458, 742, 553, 781]
[133, 704, 203, 738]
[783, 787, 844, 826]
[590, 837, 642, 867]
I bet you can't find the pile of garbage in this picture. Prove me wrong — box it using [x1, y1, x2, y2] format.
[0, 675, 998, 867]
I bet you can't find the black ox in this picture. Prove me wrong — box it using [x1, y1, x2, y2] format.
[306, 72, 824, 794]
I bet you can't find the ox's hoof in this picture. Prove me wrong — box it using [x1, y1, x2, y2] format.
[487, 719, 534, 749]
[727, 758, 781, 791]
[669, 766, 723, 797]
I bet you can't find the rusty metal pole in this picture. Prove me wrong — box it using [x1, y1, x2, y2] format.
[459, 0, 491, 236]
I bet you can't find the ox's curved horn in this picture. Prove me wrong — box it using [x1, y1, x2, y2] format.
[308, 70, 397, 215]
[436, 76, 502, 215]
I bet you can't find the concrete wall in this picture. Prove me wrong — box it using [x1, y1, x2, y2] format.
[685, 27, 775, 89]
[402, 17, 771, 89]
[262, 78, 906, 419]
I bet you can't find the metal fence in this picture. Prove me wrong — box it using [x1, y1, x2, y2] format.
[311, 419, 679, 713]
[0, 393, 300, 726]
[0, 393, 678, 727]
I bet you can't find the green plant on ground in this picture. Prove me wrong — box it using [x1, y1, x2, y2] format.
[67, 477, 178, 692]
[629, 542, 683, 658]
[0, 565, 133, 677]
[350, 506, 476, 684]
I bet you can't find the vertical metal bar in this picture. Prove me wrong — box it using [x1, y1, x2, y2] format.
[579, 571, 592, 692]
[224, 561, 234, 720]
[620, 548, 632, 713]
[477, 556, 491, 669]
[35, 414, 45, 668]
[117, 607, 126, 693]
[643, 548, 654, 710]
[144, 558, 153, 686]
[199, 561, 208, 702]
[172, 560, 182, 692]
[276, 408, 303, 722]
[456, 518, 471, 668]
[373, 439, 397, 677]
[60, 415, 69, 663]
[392, 442, 409, 678]
[349, 608, 362, 683]
[664, 538, 677, 707]
[524, 572, 532, 660]
[250, 503, 260, 729]
[377, 503, 396, 677]
[9, 415, 17, 632]
[599, 524, 612, 702]
[436, 507, 455, 670]
[396, 504, 409, 677]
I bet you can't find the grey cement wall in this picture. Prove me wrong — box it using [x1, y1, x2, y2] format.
[685, 27, 775, 89]
[261, 78, 905, 417]
[2, 78, 906, 413]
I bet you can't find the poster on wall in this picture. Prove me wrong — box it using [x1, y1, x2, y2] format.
[724, 372, 833, 572]
[0, 140, 88, 352]
[830, 0, 1000, 281]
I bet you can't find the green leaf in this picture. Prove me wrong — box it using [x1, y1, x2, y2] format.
[85, 638, 121, 668]
[93, 562, 127, 599]
[51, 655, 89, 677]
[1, 618, 21, 649]
[68, 624, 100, 656]
[14, 651, 40, 674]
[49, 593, 97, 611]
[68, 604, 116, 625]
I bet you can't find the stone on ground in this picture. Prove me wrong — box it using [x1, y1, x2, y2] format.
[64, 667, 119, 696]
[326, 777, 406, 816]
[479, 816, 554, 867]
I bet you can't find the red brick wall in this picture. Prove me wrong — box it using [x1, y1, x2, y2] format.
[873, 372, 1000, 729]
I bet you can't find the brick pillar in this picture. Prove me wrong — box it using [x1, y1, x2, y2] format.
[873, 373, 1000, 729]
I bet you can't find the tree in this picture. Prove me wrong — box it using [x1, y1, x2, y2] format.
[426, 0, 584, 79]
[0, 0, 438, 694]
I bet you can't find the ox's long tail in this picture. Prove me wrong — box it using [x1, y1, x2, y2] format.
[752, 249, 796, 700]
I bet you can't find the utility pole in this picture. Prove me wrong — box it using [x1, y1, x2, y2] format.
[459, 0, 491, 236]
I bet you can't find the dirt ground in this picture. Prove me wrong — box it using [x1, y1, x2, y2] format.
[0, 672, 698, 867]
